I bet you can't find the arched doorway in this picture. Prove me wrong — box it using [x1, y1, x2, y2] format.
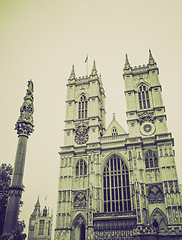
[72, 214, 86, 240]
[150, 207, 168, 233]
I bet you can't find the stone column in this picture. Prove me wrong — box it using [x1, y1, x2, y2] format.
[3, 80, 34, 235]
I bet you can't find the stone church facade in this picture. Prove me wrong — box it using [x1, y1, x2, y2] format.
[28, 197, 53, 240]
[55, 51, 182, 240]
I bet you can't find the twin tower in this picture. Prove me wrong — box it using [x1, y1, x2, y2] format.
[53, 51, 182, 240]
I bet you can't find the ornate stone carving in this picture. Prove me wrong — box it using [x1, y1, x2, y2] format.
[15, 80, 34, 137]
[138, 112, 154, 125]
[130, 121, 135, 127]
[94, 217, 136, 239]
[158, 117, 164, 123]
[9, 186, 23, 198]
[73, 191, 86, 209]
[75, 122, 89, 144]
[148, 185, 164, 204]
[55, 230, 70, 240]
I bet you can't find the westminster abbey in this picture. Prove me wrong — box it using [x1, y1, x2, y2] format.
[54, 51, 182, 240]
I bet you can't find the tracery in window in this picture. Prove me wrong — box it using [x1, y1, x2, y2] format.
[78, 95, 88, 119]
[103, 155, 131, 212]
[148, 185, 164, 204]
[145, 150, 158, 169]
[138, 85, 150, 109]
[112, 127, 118, 136]
[76, 159, 87, 177]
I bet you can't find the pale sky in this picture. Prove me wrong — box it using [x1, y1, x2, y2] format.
[1, 0, 182, 235]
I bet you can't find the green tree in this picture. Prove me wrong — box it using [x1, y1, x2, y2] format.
[0, 163, 13, 235]
[0, 163, 25, 238]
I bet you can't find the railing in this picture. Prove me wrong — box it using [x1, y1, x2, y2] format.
[94, 210, 136, 218]
[100, 134, 129, 142]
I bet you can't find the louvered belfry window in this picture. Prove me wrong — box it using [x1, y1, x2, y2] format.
[78, 95, 88, 119]
[138, 85, 150, 109]
[103, 155, 131, 212]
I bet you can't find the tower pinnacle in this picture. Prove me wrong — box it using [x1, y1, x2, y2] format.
[124, 54, 131, 71]
[90, 60, 98, 77]
[68, 65, 76, 80]
[148, 49, 157, 66]
[35, 196, 40, 207]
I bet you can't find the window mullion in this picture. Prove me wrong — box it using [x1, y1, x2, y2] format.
[106, 174, 108, 212]
[109, 159, 112, 212]
[103, 157, 131, 213]
[125, 173, 128, 210]
[117, 158, 121, 211]
[122, 170, 125, 211]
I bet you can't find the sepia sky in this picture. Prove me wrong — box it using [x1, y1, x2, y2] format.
[1, 0, 182, 235]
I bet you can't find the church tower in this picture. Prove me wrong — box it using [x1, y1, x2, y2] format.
[55, 53, 182, 240]
[28, 197, 53, 240]
[55, 62, 106, 240]
[123, 50, 182, 235]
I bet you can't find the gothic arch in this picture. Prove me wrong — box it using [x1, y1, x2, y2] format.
[72, 213, 86, 226]
[145, 149, 158, 169]
[102, 153, 131, 212]
[76, 91, 90, 101]
[102, 152, 129, 173]
[75, 159, 87, 177]
[72, 213, 86, 240]
[143, 148, 158, 156]
[134, 82, 152, 110]
[134, 81, 150, 90]
[150, 208, 168, 233]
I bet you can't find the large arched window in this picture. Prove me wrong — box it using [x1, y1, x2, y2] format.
[145, 150, 158, 169]
[103, 155, 131, 212]
[78, 95, 88, 119]
[138, 85, 150, 109]
[76, 160, 87, 177]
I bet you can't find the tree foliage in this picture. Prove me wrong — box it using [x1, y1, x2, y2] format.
[0, 163, 13, 235]
[0, 163, 25, 238]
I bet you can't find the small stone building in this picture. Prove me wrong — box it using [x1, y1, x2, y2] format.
[28, 198, 53, 240]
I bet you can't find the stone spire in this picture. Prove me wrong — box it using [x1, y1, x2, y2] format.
[68, 65, 76, 81]
[15, 79, 34, 137]
[90, 60, 98, 77]
[148, 49, 157, 66]
[32, 196, 41, 217]
[35, 196, 40, 207]
[124, 54, 131, 71]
